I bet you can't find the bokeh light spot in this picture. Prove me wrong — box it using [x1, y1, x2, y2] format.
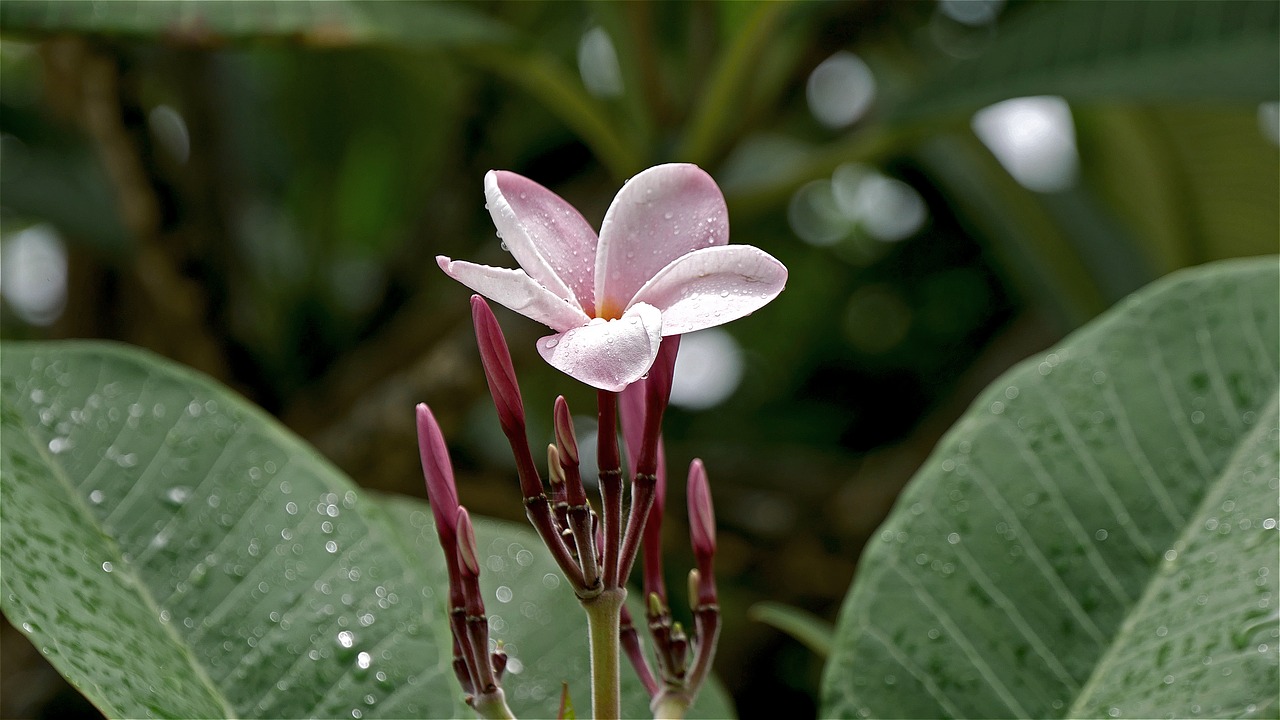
[972, 96, 1079, 193]
[670, 329, 745, 411]
[1, 223, 68, 326]
[577, 27, 624, 98]
[788, 180, 850, 247]
[938, 0, 1005, 26]
[832, 164, 928, 243]
[806, 52, 876, 129]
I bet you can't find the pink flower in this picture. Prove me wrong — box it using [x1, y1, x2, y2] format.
[437, 163, 787, 391]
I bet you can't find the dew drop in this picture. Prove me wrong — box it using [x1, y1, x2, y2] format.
[164, 486, 193, 506]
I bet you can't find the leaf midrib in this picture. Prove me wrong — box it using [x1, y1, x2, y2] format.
[1065, 388, 1280, 717]
[16, 406, 240, 720]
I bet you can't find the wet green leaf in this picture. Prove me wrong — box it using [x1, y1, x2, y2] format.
[822, 257, 1279, 718]
[0, 341, 734, 719]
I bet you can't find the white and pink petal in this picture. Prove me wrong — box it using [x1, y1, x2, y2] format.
[628, 245, 787, 336]
[594, 164, 729, 318]
[485, 170, 599, 312]
[437, 256, 590, 332]
[536, 303, 663, 392]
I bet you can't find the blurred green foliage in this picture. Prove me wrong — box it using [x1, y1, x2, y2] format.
[1, 1, 1275, 716]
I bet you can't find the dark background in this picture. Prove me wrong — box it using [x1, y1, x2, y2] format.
[1, 1, 1276, 717]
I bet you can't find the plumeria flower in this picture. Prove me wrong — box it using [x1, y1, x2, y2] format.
[437, 163, 788, 391]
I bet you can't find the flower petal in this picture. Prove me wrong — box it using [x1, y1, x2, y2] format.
[486, 170, 598, 312]
[629, 245, 787, 335]
[594, 163, 729, 318]
[536, 303, 663, 392]
[437, 256, 590, 332]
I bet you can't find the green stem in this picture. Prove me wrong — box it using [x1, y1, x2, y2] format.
[583, 588, 627, 720]
[651, 690, 691, 720]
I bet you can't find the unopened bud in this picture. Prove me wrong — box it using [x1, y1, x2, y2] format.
[687, 569, 700, 609]
[471, 295, 542, 500]
[687, 459, 716, 561]
[547, 444, 566, 486]
[553, 396, 579, 465]
[647, 591, 666, 619]
[670, 621, 689, 670]
[491, 642, 508, 681]
[471, 296, 526, 436]
[416, 403, 459, 540]
[456, 507, 481, 577]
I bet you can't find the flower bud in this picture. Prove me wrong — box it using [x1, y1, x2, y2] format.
[546, 444, 566, 487]
[553, 396, 579, 465]
[686, 459, 716, 561]
[471, 295, 526, 437]
[456, 507, 481, 577]
[417, 403, 459, 543]
[471, 295, 542, 500]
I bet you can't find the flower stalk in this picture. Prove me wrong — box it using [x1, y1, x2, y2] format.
[415, 405, 515, 719]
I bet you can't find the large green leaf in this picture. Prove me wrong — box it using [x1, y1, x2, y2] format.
[821, 257, 1279, 718]
[0, 341, 734, 719]
[894, 1, 1279, 123]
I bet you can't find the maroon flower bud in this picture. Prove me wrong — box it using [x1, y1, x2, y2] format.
[554, 399, 589, 510]
[416, 403, 459, 543]
[687, 459, 719, 611]
[471, 295, 526, 437]
[686, 459, 716, 562]
[471, 295, 543, 500]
